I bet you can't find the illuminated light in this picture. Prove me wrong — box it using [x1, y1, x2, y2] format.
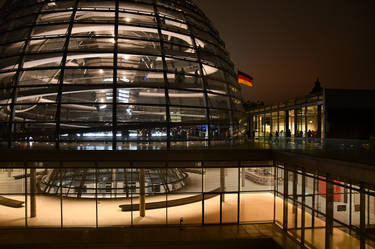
[120, 77, 130, 82]
[104, 78, 113, 82]
[111, 38, 116, 43]
[125, 17, 131, 22]
[129, 133, 138, 137]
[120, 55, 129, 62]
[139, 92, 203, 98]
[83, 132, 113, 137]
[99, 104, 107, 109]
[126, 108, 133, 115]
[119, 93, 130, 98]
[99, 69, 104, 74]
[152, 131, 167, 137]
[119, 98, 129, 103]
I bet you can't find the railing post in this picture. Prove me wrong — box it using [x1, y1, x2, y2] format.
[283, 165, 288, 232]
[325, 175, 334, 249]
[360, 182, 366, 249]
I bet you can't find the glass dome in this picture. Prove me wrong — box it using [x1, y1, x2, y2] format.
[0, 0, 244, 150]
[40, 168, 188, 198]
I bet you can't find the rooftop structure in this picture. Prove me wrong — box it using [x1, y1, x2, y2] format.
[249, 88, 375, 140]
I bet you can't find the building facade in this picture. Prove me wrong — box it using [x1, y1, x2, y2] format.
[249, 88, 375, 140]
[249, 93, 324, 139]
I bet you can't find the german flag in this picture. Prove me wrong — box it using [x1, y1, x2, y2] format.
[238, 71, 253, 87]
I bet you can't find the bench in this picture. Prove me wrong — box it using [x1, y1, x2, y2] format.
[119, 187, 220, 212]
[0, 196, 25, 208]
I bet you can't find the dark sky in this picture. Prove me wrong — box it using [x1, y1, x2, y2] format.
[195, 0, 375, 103]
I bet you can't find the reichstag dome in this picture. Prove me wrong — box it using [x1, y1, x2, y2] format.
[0, 0, 245, 151]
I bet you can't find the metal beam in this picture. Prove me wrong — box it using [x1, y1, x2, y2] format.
[139, 168, 146, 217]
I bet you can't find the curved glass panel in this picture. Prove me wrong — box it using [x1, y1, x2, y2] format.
[0, 0, 245, 149]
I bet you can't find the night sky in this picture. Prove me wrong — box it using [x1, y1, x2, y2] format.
[195, 0, 375, 104]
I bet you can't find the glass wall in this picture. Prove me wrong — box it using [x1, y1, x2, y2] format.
[274, 164, 375, 249]
[0, 160, 276, 228]
[251, 104, 323, 139]
[0, 160, 374, 248]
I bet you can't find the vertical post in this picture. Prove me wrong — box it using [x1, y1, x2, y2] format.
[30, 168, 36, 218]
[367, 192, 370, 225]
[95, 166, 98, 228]
[293, 171, 298, 230]
[349, 185, 352, 229]
[237, 162, 240, 224]
[130, 163, 134, 226]
[60, 164, 63, 228]
[153, 2, 172, 149]
[360, 183, 366, 249]
[283, 165, 289, 232]
[262, 112, 267, 140]
[294, 109, 297, 138]
[317, 105, 322, 139]
[220, 168, 225, 202]
[285, 111, 289, 137]
[202, 161, 205, 224]
[312, 175, 316, 228]
[270, 113, 273, 137]
[277, 106, 280, 133]
[219, 193, 223, 224]
[24, 165, 28, 228]
[304, 105, 308, 139]
[273, 164, 277, 223]
[165, 162, 168, 225]
[301, 170, 306, 245]
[139, 168, 145, 217]
[112, 0, 119, 150]
[55, 0, 79, 149]
[322, 88, 327, 140]
[182, 12, 212, 146]
[325, 176, 334, 249]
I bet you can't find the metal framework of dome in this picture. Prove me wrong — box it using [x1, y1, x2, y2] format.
[0, 0, 244, 150]
[0, 0, 244, 198]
